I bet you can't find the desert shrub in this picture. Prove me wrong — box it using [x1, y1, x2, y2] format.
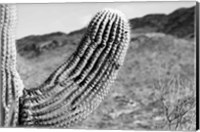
[153, 74, 196, 130]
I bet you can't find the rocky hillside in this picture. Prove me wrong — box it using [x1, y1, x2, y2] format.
[16, 30, 84, 58]
[129, 6, 195, 38]
[16, 6, 195, 58]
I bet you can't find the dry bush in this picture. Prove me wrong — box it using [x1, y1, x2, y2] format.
[153, 74, 196, 130]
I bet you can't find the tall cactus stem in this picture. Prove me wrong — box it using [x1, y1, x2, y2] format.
[0, 4, 24, 127]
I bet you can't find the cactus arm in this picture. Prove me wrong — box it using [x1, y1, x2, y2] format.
[18, 9, 130, 128]
[0, 4, 130, 127]
[0, 4, 24, 127]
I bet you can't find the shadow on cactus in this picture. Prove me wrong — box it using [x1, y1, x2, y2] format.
[0, 5, 130, 127]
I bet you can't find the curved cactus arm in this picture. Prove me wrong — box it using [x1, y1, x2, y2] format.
[0, 4, 24, 127]
[19, 9, 130, 128]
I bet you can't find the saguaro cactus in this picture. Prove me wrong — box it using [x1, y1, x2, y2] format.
[0, 4, 130, 128]
[0, 4, 24, 127]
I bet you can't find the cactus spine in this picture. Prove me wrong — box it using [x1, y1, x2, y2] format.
[0, 4, 130, 128]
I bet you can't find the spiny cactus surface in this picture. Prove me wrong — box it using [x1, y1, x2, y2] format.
[0, 4, 24, 127]
[19, 9, 130, 128]
[0, 4, 130, 128]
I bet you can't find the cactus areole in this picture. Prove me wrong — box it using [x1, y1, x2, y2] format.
[0, 5, 130, 128]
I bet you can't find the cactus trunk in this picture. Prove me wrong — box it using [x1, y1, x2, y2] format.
[0, 4, 24, 127]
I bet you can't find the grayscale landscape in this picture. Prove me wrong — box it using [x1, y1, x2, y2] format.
[16, 6, 196, 130]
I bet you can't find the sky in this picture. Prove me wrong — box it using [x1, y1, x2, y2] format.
[16, 1, 196, 39]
